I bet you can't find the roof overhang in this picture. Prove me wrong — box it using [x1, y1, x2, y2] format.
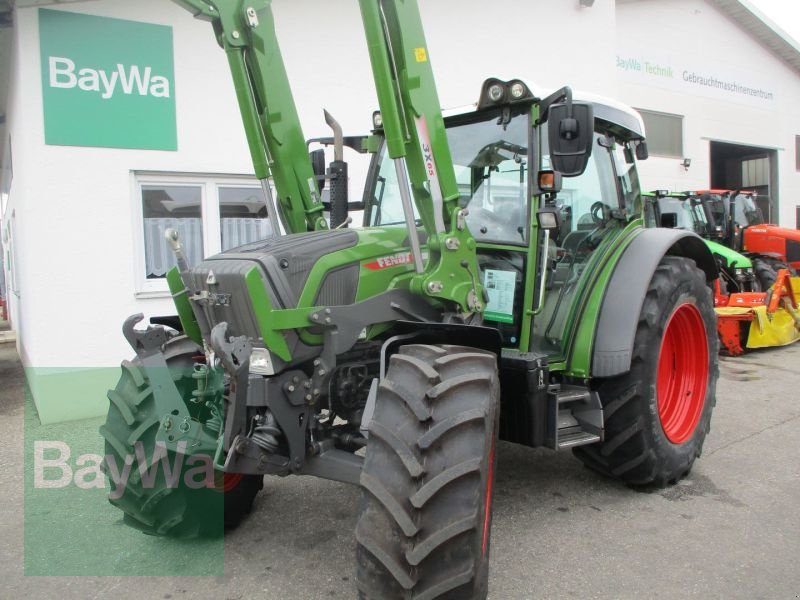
[709, 0, 800, 76]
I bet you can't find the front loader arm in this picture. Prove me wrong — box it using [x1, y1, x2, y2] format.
[358, 0, 484, 314]
[175, 0, 483, 313]
[173, 0, 327, 234]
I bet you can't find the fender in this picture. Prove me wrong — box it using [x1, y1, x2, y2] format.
[380, 320, 503, 375]
[591, 228, 717, 378]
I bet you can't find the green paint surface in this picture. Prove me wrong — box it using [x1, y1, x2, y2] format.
[705, 238, 752, 269]
[39, 8, 177, 150]
[26, 367, 118, 424]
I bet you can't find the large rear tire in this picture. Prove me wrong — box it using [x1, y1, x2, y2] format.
[574, 256, 718, 487]
[100, 335, 262, 537]
[356, 344, 500, 600]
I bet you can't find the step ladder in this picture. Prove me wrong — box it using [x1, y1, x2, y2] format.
[546, 385, 603, 450]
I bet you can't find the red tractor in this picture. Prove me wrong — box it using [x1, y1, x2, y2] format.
[696, 189, 800, 289]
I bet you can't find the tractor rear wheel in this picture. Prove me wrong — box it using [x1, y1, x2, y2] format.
[100, 335, 262, 537]
[574, 256, 718, 487]
[752, 256, 794, 290]
[355, 344, 500, 600]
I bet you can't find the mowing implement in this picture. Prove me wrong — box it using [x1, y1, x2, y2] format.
[715, 269, 800, 355]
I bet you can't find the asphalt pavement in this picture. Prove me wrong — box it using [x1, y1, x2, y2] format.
[1, 319, 799, 599]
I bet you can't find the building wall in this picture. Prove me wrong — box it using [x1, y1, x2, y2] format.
[7, 0, 259, 421]
[615, 0, 800, 226]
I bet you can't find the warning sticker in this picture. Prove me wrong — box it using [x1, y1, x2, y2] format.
[483, 269, 516, 324]
[414, 47, 427, 63]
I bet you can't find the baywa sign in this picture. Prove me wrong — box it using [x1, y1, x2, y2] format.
[48, 57, 172, 101]
[39, 9, 177, 151]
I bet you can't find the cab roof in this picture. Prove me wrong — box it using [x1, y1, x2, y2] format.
[442, 83, 646, 142]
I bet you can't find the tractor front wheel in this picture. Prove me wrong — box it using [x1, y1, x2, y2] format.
[752, 256, 795, 290]
[355, 344, 500, 600]
[101, 335, 263, 536]
[574, 256, 718, 487]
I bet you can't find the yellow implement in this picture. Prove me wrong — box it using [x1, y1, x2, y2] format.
[715, 273, 800, 355]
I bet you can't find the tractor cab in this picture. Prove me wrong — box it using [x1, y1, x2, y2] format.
[732, 190, 765, 227]
[647, 190, 757, 293]
[362, 80, 649, 358]
[695, 189, 763, 249]
[648, 191, 713, 236]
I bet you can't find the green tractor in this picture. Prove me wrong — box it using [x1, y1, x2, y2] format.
[644, 190, 759, 295]
[101, 1, 719, 597]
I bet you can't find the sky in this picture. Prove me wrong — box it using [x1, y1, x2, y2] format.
[747, 0, 800, 46]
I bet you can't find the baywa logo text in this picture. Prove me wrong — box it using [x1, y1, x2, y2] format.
[48, 56, 172, 100]
[33, 440, 215, 499]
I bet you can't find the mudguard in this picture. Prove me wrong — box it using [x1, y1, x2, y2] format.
[591, 228, 717, 378]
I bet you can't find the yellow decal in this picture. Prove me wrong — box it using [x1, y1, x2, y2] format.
[414, 47, 427, 62]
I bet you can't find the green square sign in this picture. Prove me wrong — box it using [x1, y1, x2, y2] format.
[39, 9, 177, 151]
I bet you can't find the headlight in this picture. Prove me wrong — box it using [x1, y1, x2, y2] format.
[734, 268, 752, 278]
[488, 84, 504, 102]
[510, 82, 525, 99]
[250, 347, 275, 375]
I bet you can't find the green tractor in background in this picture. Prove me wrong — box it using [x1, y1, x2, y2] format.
[644, 190, 759, 296]
[101, 1, 719, 597]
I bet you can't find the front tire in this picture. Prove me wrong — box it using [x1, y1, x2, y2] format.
[101, 335, 262, 537]
[574, 256, 718, 487]
[752, 256, 794, 290]
[356, 344, 500, 600]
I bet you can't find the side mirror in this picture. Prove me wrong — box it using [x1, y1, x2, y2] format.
[635, 141, 649, 160]
[547, 102, 594, 177]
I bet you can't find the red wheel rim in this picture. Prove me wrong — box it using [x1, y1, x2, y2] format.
[657, 303, 709, 444]
[221, 472, 243, 493]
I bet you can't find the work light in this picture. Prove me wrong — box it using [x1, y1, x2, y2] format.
[488, 84, 504, 102]
[510, 82, 525, 99]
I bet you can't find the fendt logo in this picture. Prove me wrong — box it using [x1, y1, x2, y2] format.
[39, 8, 177, 150]
[48, 56, 172, 101]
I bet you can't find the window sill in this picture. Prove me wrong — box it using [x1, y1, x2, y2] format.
[134, 290, 173, 300]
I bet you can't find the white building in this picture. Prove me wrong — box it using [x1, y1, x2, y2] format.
[1, 0, 798, 423]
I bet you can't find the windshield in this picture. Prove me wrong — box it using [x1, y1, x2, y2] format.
[657, 197, 709, 234]
[733, 193, 764, 226]
[368, 111, 530, 245]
